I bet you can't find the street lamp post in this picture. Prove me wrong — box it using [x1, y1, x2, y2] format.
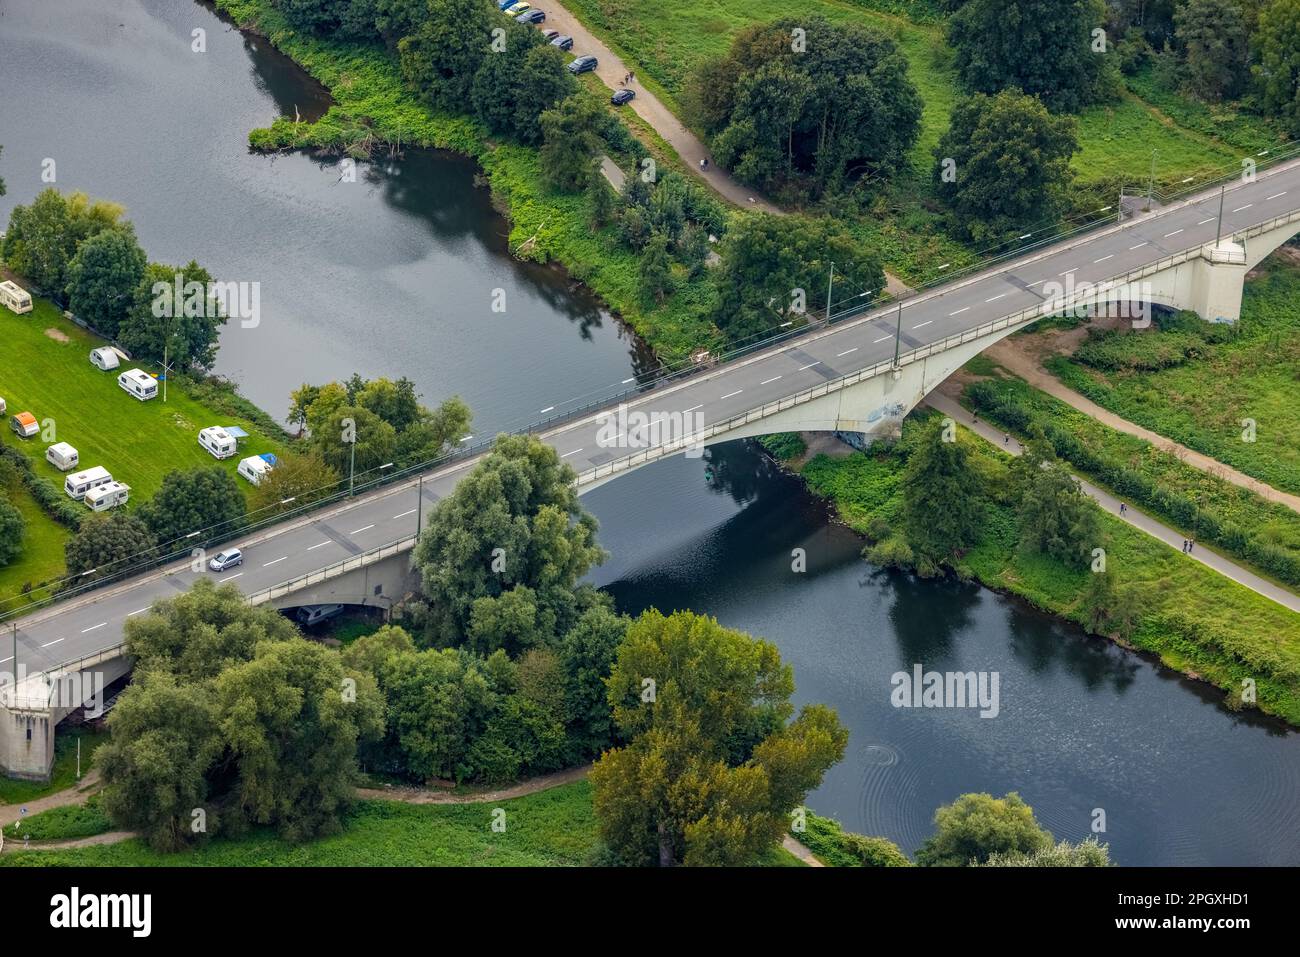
[892, 302, 903, 368]
[825, 261, 835, 324]
[1147, 149, 1158, 208]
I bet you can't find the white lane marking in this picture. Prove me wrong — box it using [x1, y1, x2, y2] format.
[719, 390, 743, 400]
[0, 657, 10, 665]
[985, 293, 1007, 302]
[539, 406, 554, 414]
[1266, 191, 1287, 201]
[683, 404, 703, 413]
[350, 524, 375, 535]
[836, 347, 858, 357]
[1094, 254, 1113, 263]
[42, 638, 65, 648]
[225, 572, 243, 581]
[263, 556, 287, 567]
[949, 307, 970, 316]
[1129, 242, 1148, 250]
[621, 377, 635, 384]
[127, 608, 150, 617]
[1164, 229, 1183, 237]
[760, 376, 782, 385]
[560, 448, 583, 458]
[798, 362, 820, 371]
[308, 541, 332, 551]
[1025, 279, 1047, 286]
[1059, 270, 1073, 277]
[873, 334, 892, 343]
[393, 509, 417, 519]
[1232, 204, 1253, 212]
[1197, 218, 1215, 225]
[81, 622, 107, 633]
[913, 320, 933, 330]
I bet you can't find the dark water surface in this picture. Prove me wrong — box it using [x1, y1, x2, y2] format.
[2, 0, 1296, 867]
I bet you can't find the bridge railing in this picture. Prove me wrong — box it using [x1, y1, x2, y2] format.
[0, 640, 130, 712]
[243, 536, 417, 607]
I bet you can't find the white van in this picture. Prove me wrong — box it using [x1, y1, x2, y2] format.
[237, 455, 273, 485]
[117, 368, 157, 400]
[0, 280, 33, 315]
[45, 442, 79, 472]
[84, 481, 130, 511]
[64, 466, 113, 500]
[198, 426, 237, 460]
[90, 347, 121, 371]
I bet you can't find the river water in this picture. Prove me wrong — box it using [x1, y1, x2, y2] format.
[1, 0, 1296, 866]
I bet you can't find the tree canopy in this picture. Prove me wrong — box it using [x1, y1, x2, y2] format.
[138, 466, 247, 547]
[915, 791, 1054, 866]
[1254, 0, 1300, 135]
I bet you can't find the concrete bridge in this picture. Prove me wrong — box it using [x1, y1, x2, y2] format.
[3, 159, 1300, 779]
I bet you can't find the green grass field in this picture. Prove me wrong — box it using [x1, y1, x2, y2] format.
[0, 294, 289, 603]
[0, 779, 806, 866]
[0, 727, 107, 806]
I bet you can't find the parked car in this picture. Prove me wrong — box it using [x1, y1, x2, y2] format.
[8, 411, 38, 439]
[611, 88, 636, 106]
[208, 548, 243, 572]
[550, 34, 574, 51]
[295, 603, 345, 627]
[497, 0, 518, 7]
[503, 1, 530, 14]
[568, 54, 598, 74]
[515, 8, 545, 23]
[542, 28, 559, 40]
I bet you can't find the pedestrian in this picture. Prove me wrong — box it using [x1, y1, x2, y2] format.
[1189, 539, 1195, 553]
[1003, 433, 1010, 446]
[1182, 539, 1189, 553]
[629, 70, 635, 83]
[1119, 502, 1126, 515]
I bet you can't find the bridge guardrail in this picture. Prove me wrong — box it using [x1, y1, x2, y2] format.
[243, 536, 417, 607]
[0, 640, 130, 712]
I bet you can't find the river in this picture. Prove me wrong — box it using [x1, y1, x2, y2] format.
[1, 0, 1296, 866]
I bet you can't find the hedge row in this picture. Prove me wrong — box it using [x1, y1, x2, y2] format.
[966, 381, 1300, 588]
[0, 444, 84, 531]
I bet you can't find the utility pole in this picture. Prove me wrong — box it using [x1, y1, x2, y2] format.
[825, 261, 835, 324]
[892, 302, 903, 368]
[1214, 185, 1226, 247]
[349, 439, 356, 496]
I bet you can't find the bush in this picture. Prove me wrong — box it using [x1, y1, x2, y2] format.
[760, 433, 807, 461]
[796, 812, 912, 867]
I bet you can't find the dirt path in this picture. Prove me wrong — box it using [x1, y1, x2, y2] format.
[0, 770, 100, 829]
[782, 835, 825, 867]
[356, 764, 591, 805]
[985, 337, 1300, 515]
[539, 2, 911, 298]
[1, 831, 133, 854]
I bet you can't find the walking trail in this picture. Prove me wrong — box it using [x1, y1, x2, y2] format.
[925, 392, 1300, 614]
[0, 769, 99, 829]
[985, 337, 1300, 514]
[539, 1, 912, 297]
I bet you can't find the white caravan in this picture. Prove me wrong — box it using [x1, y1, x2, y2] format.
[117, 368, 158, 400]
[45, 442, 80, 471]
[84, 481, 130, 511]
[0, 280, 32, 315]
[237, 455, 274, 486]
[89, 347, 121, 371]
[64, 466, 113, 500]
[198, 426, 237, 460]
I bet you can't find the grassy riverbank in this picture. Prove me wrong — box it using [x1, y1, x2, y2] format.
[771, 415, 1300, 726]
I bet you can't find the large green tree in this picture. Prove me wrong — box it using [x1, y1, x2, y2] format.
[1175, 0, 1249, 100]
[949, 0, 1117, 112]
[539, 94, 605, 192]
[1, 189, 125, 295]
[916, 792, 1054, 866]
[64, 224, 148, 338]
[590, 610, 848, 866]
[470, 27, 573, 145]
[248, 451, 341, 516]
[712, 212, 885, 342]
[691, 17, 921, 198]
[138, 467, 246, 547]
[1016, 448, 1102, 570]
[900, 417, 986, 565]
[64, 513, 159, 582]
[413, 433, 607, 646]
[934, 91, 1078, 243]
[1254, 0, 1300, 134]
[398, 0, 495, 112]
[118, 260, 225, 371]
[0, 497, 24, 567]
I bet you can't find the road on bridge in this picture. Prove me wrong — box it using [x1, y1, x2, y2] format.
[6, 158, 1300, 680]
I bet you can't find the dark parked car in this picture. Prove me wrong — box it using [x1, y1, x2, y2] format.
[542, 28, 559, 40]
[611, 88, 636, 106]
[550, 34, 574, 51]
[516, 8, 545, 23]
[568, 54, 598, 74]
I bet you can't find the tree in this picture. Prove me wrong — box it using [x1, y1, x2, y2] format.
[982, 837, 1113, 866]
[1016, 446, 1102, 569]
[559, 605, 628, 758]
[64, 513, 158, 582]
[398, 0, 495, 112]
[915, 792, 1054, 866]
[539, 94, 604, 192]
[413, 433, 607, 645]
[900, 417, 986, 564]
[638, 231, 674, 303]
[393, 395, 471, 467]
[118, 260, 225, 372]
[590, 610, 847, 866]
[311, 404, 398, 479]
[948, 0, 1117, 112]
[712, 212, 884, 342]
[470, 29, 573, 144]
[138, 466, 246, 546]
[64, 225, 148, 337]
[934, 91, 1078, 243]
[1082, 567, 1142, 638]
[272, 0, 380, 39]
[1, 189, 125, 296]
[248, 451, 341, 516]
[689, 17, 922, 198]
[1174, 0, 1249, 100]
[1254, 0, 1300, 134]
[586, 168, 616, 228]
[0, 497, 24, 567]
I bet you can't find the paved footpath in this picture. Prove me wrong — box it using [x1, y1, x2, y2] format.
[925, 394, 1300, 614]
[985, 339, 1300, 514]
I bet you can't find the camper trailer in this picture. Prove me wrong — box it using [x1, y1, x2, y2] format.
[89, 347, 121, 371]
[0, 280, 32, 315]
[84, 481, 130, 512]
[237, 454, 274, 486]
[64, 466, 113, 500]
[117, 368, 158, 400]
[0, 396, 6, 415]
[198, 426, 237, 460]
[8, 411, 38, 439]
[45, 442, 80, 472]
